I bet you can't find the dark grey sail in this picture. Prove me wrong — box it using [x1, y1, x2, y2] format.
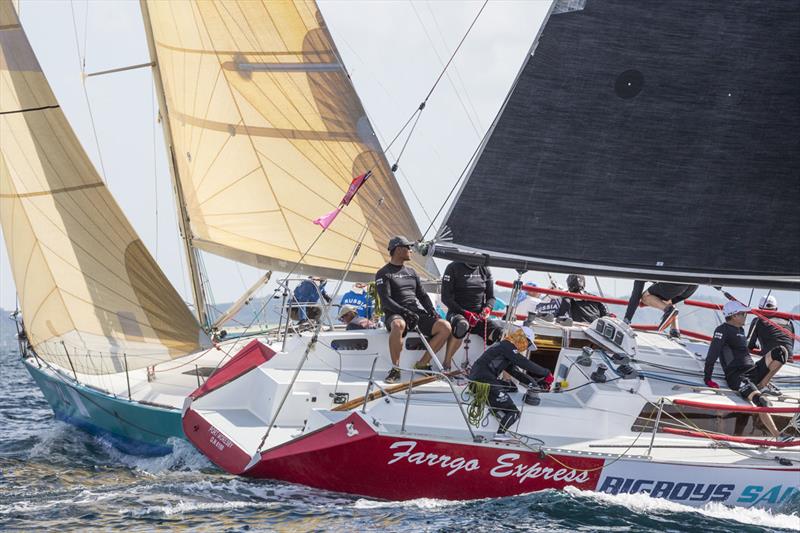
[434, 0, 800, 290]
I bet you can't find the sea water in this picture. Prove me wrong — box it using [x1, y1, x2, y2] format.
[1, 350, 798, 532]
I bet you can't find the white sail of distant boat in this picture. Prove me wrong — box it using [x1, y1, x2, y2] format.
[0, 1, 205, 375]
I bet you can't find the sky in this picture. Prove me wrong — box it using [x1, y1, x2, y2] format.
[1, 0, 797, 324]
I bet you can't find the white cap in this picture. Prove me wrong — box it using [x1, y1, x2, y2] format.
[723, 301, 750, 317]
[758, 295, 777, 309]
[338, 304, 357, 319]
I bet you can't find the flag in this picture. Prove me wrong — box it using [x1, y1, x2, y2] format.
[340, 170, 372, 206]
[311, 170, 372, 229]
[313, 207, 342, 229]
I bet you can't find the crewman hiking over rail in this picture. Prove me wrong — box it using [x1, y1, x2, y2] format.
[704, 301, 791, 441]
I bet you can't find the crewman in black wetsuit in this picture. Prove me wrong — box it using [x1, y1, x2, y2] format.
[747, 295, 793, 396]
[623, 281, 698, 334]
[704, 301, 785, 439]
[469, 326, 553, 438]
[556, 274, 608, 323]
[375, 236, 452, 383]
[440, 261, 503, 371]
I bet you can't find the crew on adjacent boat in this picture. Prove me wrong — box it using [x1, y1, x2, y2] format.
[623, 280, 698, 334]
[703, 301, 786, 439]
[339, 282, 374, 319]
[556, 274, 609, 323]
[338, 304, 378, 330]
[376, 236, 453, 384]
[468, 326, 553, 438]
[440, 261, 503, 371]
[747, 295, 794, 396]
[291, 276, 331, 323]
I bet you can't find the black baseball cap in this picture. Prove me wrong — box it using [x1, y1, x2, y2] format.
[388, 235, 414, 252]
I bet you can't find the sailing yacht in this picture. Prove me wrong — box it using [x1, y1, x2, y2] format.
[2, 0, 798, 507]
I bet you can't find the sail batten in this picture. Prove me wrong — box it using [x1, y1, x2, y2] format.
[437, 0, 799, 289]
[144, 0, 436, 280]
[0, 1, 205, 374]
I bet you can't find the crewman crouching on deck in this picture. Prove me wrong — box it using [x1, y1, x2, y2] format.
[747, 295, 794, 397]
[704, 301, 790, 441]
[468, 326, 553, 440]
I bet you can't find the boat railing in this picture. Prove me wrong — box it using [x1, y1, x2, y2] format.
[342, 347, 480, 441]
[274, 277, 336, 349]
[646, 397, 800, 454]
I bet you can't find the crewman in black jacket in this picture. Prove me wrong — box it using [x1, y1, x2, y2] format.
[556, 274, 608, 323]
[440, 261, 503, 370]
[375, 236, 453, 383]
[469, 326, 552, 436]
[704, 301, 785, 439]
[747, 295, 793, 396]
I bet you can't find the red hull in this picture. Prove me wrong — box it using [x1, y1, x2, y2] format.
[186, 410, 604, 500]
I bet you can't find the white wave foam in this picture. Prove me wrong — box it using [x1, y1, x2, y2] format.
[0, 488, 117, 516]
[26, 421, 74, 459]
[101, 437, 212, 474]
[129, 499, 258, 517]
[565, 486, 800, 531]
[354, 497, 467, 510]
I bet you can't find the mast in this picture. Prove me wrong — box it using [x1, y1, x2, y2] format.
[138, 0, 209, 329]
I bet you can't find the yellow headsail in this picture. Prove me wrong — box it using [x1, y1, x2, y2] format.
[0, 1, 205, 374]
[143, 0, 436, 280]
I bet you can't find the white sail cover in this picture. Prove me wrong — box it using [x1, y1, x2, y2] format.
[0, 2, 204, 375]
[144, 0, 436, 280]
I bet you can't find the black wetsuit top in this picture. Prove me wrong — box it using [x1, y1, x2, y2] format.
[557, 296, 608, 323]
[704, 323, 752, 382]
[441, 262, 496, 316]
[469, 340, 549, 385]
[375, 263, 435, 316]
[747, 316, 795, 356]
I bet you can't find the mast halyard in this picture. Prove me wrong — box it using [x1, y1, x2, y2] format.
[138, 0, 209, 330]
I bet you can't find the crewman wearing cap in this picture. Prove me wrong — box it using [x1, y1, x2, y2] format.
[747, 295, 794, 396]
[468, 326, 553, 437]
[375, 236, 453, 383]
[338, 304, 377, 331]
[704, 301, 786, 439]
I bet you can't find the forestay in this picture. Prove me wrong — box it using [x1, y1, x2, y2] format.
[143, 0, 436, 281]
[0, 2, 205, 374]
[435, 0, 799, 290]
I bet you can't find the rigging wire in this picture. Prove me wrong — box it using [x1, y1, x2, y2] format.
[68, 0, 108, 184]
[415, 1, 483, 137]
[420, 135, 483, 240]
[382, 0, 489, 172]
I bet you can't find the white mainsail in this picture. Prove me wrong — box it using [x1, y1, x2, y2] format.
[143, 0, 437, 281]
[0, 1, 205, 375]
